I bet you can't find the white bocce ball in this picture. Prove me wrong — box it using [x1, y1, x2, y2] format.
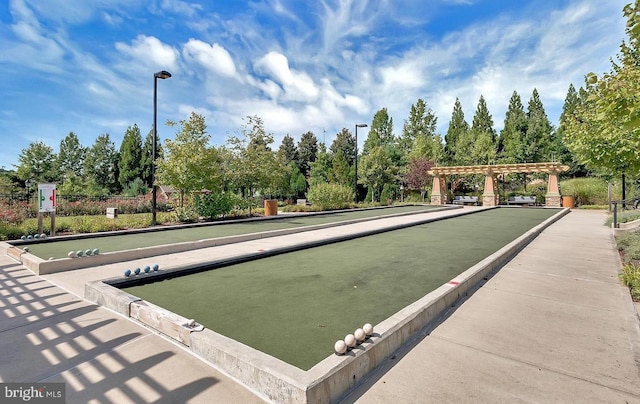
[354, 328, 366, 342]
[344, 334, 356, 348]
[363, 323, 374, 337]
[334, 340, 348, 355]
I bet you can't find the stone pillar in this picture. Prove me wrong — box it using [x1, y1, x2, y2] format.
[430, 175, 447, 205]
[482, 172, 498, 206]
[546, 170, 561, 207]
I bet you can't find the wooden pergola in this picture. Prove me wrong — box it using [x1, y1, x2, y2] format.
[428, 162, 569, 207]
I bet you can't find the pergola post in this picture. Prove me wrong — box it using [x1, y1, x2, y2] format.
[430, 175, 447, 205]
[482, 171, 498, 206]
[545, 170, 561, 207]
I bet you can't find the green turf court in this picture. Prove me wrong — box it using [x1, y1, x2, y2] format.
[23, 205, 438, 259]
[123, 208, 560, 370]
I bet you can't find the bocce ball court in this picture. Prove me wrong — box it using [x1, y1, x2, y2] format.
[19, 204, 440, 261]
[119, 207, 561, 372]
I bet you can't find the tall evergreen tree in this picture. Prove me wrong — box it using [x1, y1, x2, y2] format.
[84, 134, 120, 194]
[297, 131, 318, 177]
[524, 88, 554, 163]
[309, 143, 332, 186]
[444, 98, 470, 165]
[118, 124, 143, 189]
[363, 108, 394, 155]
[55, 132, 87, 194]
[55, 132, 86, 184]
[498, 91, 527, 163]
[399, 99, 438, 158]
[329, 150, 352, 187]
[469, 95, 497, 165]
[329, 128, 356, 166]
[277, 134, 298, 165]
[556, 84, 588, 176]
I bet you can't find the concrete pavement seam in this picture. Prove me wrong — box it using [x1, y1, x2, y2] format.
[504, 267, 618, 285]
[429, 334, 640, 399]
[483, 283, 629, 314]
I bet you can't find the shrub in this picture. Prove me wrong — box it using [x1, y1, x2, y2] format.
[620, 263, 640, 301]
[380, 184, 392, 205]
[171, 205, 199, 223]
[560, 177, 619, 206]
[195, 192, 235, 220]
[307, 183, 354, 210]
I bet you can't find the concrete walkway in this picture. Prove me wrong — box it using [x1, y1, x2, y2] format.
[1, 208, 639, 403]
[346, 210, 640, 403]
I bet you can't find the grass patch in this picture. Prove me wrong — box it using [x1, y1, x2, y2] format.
[615, 230, 640, 301]
[606, 209, 640, 227]
[23, 205, 438, 259]
[123, 208, 559, 370]
[620, 263, 640, 302]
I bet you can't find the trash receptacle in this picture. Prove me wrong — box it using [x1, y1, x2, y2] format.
[561, 196, 575, 209]
[264, 199, 278, 216]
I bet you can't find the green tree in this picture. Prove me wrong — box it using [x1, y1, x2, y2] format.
[524, 88, 554, 163]
[329, 128, 356, 166]
[297, 131, 318, 177]
[469, 95, 497, 165]
[84, 134, 120, 194]
[288, 162, 306, 199]
[118, 124, 143, 190]
[277, 134, 298, 165]
[399, 99, 438, 156]
[329, 150, 352, 187]
[309, 143, 332, 187]
[363, 108, 394, 155]
[55, 132, 86, 182]
[444, 98, 470, 165]
[15, 141, 57, 183]
[359, 146, 397, 202]
[226, 116, 283, 212]
[498, 91, 527, 164]
[156, 112, 222, 206]
[409, 132, 444, 164]
[556, 84, 589, 177]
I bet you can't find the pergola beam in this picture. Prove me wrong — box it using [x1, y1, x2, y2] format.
[428, 162, 569, 176]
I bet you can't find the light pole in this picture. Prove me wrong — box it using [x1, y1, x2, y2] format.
[354, 123, 368, 202]
[25, 179, 31, 203]
[152, 70, 172, 226]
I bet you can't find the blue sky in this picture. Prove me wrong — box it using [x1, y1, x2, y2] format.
[0, 0, 629, 170]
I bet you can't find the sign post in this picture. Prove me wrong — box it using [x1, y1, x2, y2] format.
[37, 183, 56, 236]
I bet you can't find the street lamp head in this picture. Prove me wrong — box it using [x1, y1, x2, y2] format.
[154, 70, 172, 79]
[356, 123, 368, 128]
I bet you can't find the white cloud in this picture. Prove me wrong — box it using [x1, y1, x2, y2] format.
[3, 0, 66, 72]
[182, 39, 238, 78]
[254, 51, 320, 102]
[160, 0, 204, 17]
[115, 35, 180, 72]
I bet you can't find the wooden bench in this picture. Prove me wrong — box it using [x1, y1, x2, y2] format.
[507, 196, 536, 206]
[453, 195, 479, 205]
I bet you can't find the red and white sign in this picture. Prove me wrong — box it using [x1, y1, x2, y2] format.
[38, 183, 56, 213]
